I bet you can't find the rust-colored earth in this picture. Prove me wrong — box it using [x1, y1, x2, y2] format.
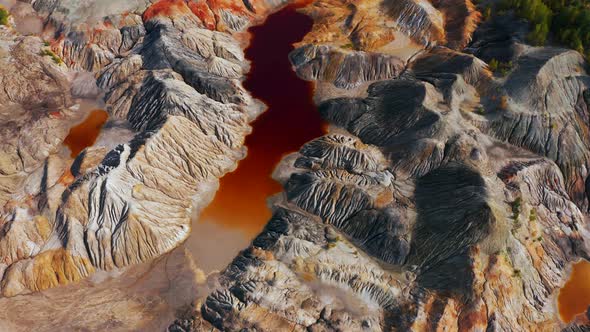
[558, 260, 590, 322]
[63, 109, 108, 158]
[200, 3, 323, 236]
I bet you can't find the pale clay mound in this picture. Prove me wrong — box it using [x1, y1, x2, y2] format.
[0, 0, 588, 331]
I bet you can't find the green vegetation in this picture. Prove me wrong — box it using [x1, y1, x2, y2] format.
[39, 49, 63, 65]
[510, 197, 523, 234]
[489, 58, 499, 71]
[326, 234, 341, 249]
[341, 43, 355, 50]
[0, 6, 9, 26]
[510, 197, 522, 220]
[497, 0, 590, 57]
[528, 208, 537, 222]
[499, 0, 552, 45]
[488, 58, 514, 76]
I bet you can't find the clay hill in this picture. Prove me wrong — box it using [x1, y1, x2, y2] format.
[0, 0, 588, 331]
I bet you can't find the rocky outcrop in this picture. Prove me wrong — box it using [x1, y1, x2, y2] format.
[488, 47, 590, 211]
[200, 68, 590, 330]
[195, 4, 590, 331]
[0, 24, 85, 277]
[0, 0, 284, 298]
[1, 0, 589, 331]
[290, 44, 405, 89]
[0, 246, 210, 331]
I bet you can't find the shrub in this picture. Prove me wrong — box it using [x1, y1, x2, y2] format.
[489, 58, 499, 72]
[511, 197, 522, 220]
[529, 208, 537, 222]
[39, 49, 63, 65]
[0, 7, 9, 26]
[510, 197, 523, 233]
[488, 59, 513, 76]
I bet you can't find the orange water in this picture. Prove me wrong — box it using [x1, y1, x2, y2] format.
[558, 260, 590, 322]
[63, 109, 108, 158]
[200, 3, 323, 236]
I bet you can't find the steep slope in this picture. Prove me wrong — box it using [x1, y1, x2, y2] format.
[194, 3, 590, 332]
[0, 0, 589, 331]
[0, 0, 288, 298]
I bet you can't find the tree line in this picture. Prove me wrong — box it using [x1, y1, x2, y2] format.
[496, 0, 590, 57]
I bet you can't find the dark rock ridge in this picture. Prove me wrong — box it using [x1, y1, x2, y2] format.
[0, 0, 588, 331]
[196, 3, 590, 331]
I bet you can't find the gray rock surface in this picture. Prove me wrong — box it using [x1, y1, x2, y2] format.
[196, 3, 590, 331]
[0, 0, 589, 331]
[0, 0, 275, 299]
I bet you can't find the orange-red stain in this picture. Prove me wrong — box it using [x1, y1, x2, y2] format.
[143, 0, 191, 22]
[206, 0, 252, 16]
[48, 111, 63, 119]
[188, 1, 217, 30]
[144, 0, 251, 28]
[63, 110, 108, 158]
[143, 0, 314, 30]
[57, 169, 75, 186]
[558, 260, 590, 322]
[200, 3, 323, 236]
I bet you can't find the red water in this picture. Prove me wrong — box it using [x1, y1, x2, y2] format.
[558, 260, 590, 322]
[200, 3, 323, 235]
[63, 109, 109, 158]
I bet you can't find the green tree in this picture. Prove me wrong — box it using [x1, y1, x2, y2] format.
[496, 0, 590, 55]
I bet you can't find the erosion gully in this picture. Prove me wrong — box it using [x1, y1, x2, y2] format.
[60, 0, 590, 322]
[194, 2, 590, 321]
